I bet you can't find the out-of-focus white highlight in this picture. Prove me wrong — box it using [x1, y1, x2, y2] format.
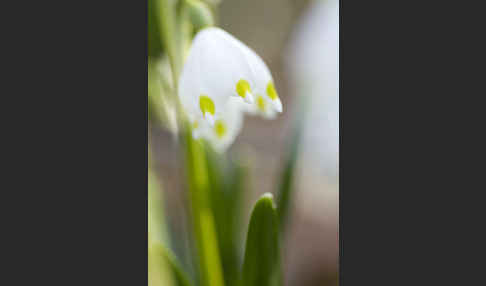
[285, 0, 339, 217]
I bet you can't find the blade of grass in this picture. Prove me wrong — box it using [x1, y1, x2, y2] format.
[183, 127, 225, 286]
[148, 168, 168, 244]
[241, 193, 281, 286]
[155, 0, 180, 87]
[148, 0, 164, 57]
[148, 163, 177, 286]
[149, 242, 176, 286]
[154, 0, 189, 133]
[154, 243, 193, 286]
[277, 95, 308, 234]
[150, 143, 194, 286]
[204, 147, 247, 286]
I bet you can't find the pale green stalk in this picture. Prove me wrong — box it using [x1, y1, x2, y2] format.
[184, 126, 225, 286]
[155, 1, 225, 285]
[156, 0, 180, 88]
[148, 147, 175, 286]
[155, 0, 187, 132]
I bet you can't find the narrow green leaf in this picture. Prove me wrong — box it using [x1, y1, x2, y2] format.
[148, 59, 179, 133]
[150, 242, 194, 286]
[148, 0, 164, 57]
[277, 95, 308, 233]
[204, 147, 247, 286]
[149, 243, 175, 286]
[156, 0, 181, 87]
[148, 164, 176, 286]
[148, 146, 170, 246]
[148, 168, 168, 244]
[161, 244, 193, 286]
[183, 128, 225, 286]
[241, 193, 281, 286]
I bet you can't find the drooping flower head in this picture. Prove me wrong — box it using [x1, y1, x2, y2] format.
[179, 28, 253, 125]
[178, 27, 283, 151]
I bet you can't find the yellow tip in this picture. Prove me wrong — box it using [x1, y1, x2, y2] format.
[266, 82, 278, 100]
[236, 79, 252, 99]
[199, 95, 215, 116]
[256, 95, 266, 112]
[214, 120, 227, 138]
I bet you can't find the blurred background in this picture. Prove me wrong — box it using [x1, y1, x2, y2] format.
[150, 0, 339, 285]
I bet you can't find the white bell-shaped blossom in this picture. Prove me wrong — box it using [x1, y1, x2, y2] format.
[178, 27, 283, 150]
[206, 28, 283, 118]
[178, 27, 255, 127]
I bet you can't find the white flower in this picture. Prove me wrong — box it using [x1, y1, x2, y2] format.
[178, 27, 282, 150]
[178, 27, 255, 126]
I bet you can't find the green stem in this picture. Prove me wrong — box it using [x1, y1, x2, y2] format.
[184, 127, 225, 286]
[156, 0, 190, 131]
[156, 0, 225, 285]
[157, 0, 180, 88]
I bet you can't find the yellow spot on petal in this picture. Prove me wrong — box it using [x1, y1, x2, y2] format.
[199, 95, 215, 116]
[236, 79, 251, 99]
[266, 82, 278, 100]
[214, 120, 227, 138]
[193, 120, 199, 129]
[256, 95, 266, 112]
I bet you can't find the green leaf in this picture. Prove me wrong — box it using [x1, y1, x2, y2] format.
[241, 193, 282, 286]
[149, 143, 193, 286]
[148, 168, 168, 244]
[277, 95, 307, 234]
[148, 0, 164, 57]
[162, 244, 193, 286]
[149, 243, 175, 286]
[149, 243, 193, 286]
[157, 0, 182, 86]
[183, 128, 226, 286]
[204, 147, 247, 286]
[148, 59, 179, 132]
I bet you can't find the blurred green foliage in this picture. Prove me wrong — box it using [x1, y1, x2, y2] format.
[149, 243, 175, 286]
[148, 165, 176, 286]
[205, 147, 247, 286]
[185, 0, 214, 31]
[183, 126, 225, 286]
[148, 0, 164, 57]
[148, 1, 304, 286]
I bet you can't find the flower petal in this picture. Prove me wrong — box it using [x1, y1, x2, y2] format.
[225, 32, 283, 117]
[178, 27, 256, 125]
[194, 97, 244, 152]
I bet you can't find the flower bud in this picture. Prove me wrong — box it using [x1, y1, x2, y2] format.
[186, 0, 214, 30]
